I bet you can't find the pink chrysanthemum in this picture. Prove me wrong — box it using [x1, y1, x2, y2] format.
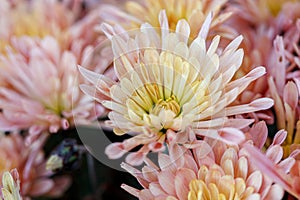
[80, 10, 273, 165]
[121, 123, 292, 199]
[0, 0, 110, 73]
[0, 36, 102, 141]
[223, 1, 300, 125]
[0, 133, 70, 198]
[0, 0, 75, 53]
[251, 3, 300, 158]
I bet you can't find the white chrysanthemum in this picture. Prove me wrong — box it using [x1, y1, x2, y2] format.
[80, 11, 273, 165]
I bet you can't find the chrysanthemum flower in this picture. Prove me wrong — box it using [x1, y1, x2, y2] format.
[0, 132, 71, 198]
[99, 0, 234, 39]
[0, 0, 110, 72]
[0, 0, 113, 140]
[0, 36, 101, 140]
[80, 10, 273, 165]
[0, 0, 109, 66]
[121, 124, 292, 199]
[0, 0, 75, 54]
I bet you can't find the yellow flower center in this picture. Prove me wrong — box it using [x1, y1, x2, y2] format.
[150, 95, 181, 116]
[115, 49, 210, 135]
[187, 166, 257, 200]
[126, 0, 202, 31]
[128, 84, 183, 133]
[265, 0, 299, 16]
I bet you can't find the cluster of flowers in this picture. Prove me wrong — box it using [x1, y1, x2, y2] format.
[0, 0, 300, 199]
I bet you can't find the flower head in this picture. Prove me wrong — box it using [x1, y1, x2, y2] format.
[0, 0, 75, 54]
[0, 132, 71, 198]
[0, 36, 102, 141]
[121, 124, 289, 199]
[80, 11, 273, 165]
[99, 0, 233, 39]
[0, 0, 109, 72]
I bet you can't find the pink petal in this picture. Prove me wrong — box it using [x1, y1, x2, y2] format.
[175, 169, 196, 200]
[121, 162, 149, 189]
[169, 144, 185, 168]
[158, 153, 177, 173]
[278, 157, 296, 173]
[218, 127, 245, 145]
[271, 130, 287, 146]
[249, 98, 274, 110]
[105, 142, 127, 159]
[142, 166, 158, 182]
[139, 189, 155, 200]
[158, 171, 176, 196]
[149, 182, 166, 196]
[224, 118, 254, 129]
[246, 171, 262, 192]
[220, 148, 238, 169]
[266, 145, 283, 164]
[249, 121, 268, 149]
[273, 36, 286, 94]
[126, 152, 146, 166]
[283, 81, 298, 109]
[121, 184, 140, 197]
[183, 154, 198, 173]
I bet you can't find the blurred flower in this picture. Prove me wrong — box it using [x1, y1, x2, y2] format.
[99, 0, 234, 39]
[227, 0, 299, 25]
[0, 0, 110, 73]
[121, 123, 291, 199]
[0, 0, 75, 54]
[0, 36, 101, 141]
[80, 10, 273, 165]
[0, 169, 22, 200]
[0, 132, 71, 198]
